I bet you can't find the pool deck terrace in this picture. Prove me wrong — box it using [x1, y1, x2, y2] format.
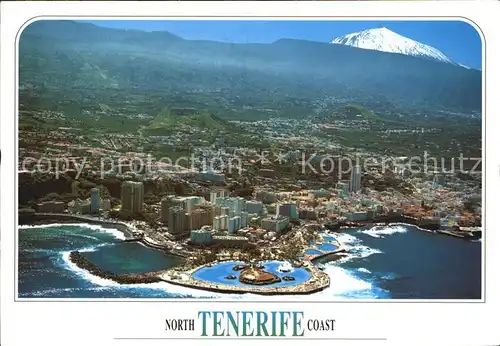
[156, 262, 330, 295]
[303, 234, 347, 261]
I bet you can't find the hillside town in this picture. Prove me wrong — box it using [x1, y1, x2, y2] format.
[19, 117, 482, 263]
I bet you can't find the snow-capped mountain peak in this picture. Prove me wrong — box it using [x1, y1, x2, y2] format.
[330, 27, 453, 64]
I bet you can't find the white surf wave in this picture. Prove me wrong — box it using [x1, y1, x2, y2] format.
[72, 234, 102, 242]
[330, 232, 383, 264]
[321, 265, 374, 297]
[61, 251, 118, 287]
[359, 225, 408, 238]
[358, 268, 371, 274]
[334, 232, 358, 245]
[77, 243, 111, 253]
[380, 273, 398, 280]
[20, 223, 126, 240]
[26, 287, 82, 297]
[21, 248, 58, 255]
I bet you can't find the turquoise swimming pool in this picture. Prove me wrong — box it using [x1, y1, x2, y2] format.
[319, 243, 338, 251]
[305, 233, 340, 255]
[322, 236, 337, 243]
[304, 249, 322, 255]
[191, 261, 311, 288]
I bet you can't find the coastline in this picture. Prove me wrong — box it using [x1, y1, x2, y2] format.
[19, 213, 136, 238]
[19, 214, 333, 295]
[19, 212, 482, 252]
[18, 214, 480, 297]
[19, 213, 480, 259]
[18, 212, 194, 258]
[332, 221, 481, 241]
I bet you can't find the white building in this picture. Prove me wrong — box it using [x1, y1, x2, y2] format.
[210, 191, 218, 204]
[255, 191, 277, 204]
[190, 229, 213, 246]
[213, 216, 222, 231]
[350, 165, 362, 193]
[240, 211, 249, 228]
[121, 181, 144, 213]
[246, 200, 264, 214]
[261, 216, 290, 233]
[90, 188, 100, 214]
[101, 199, 111, 211]
[68, 199, 91, 214]
[277, 203, 298, 220]
[220, 215, 228, 230]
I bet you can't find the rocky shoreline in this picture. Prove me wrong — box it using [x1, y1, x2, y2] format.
[325, 218, 481, 241]
[69, 251, 162, 284]
[325, 215, 481, 232]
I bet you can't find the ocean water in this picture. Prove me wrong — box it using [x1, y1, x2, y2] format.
[18, 223, 482, 300]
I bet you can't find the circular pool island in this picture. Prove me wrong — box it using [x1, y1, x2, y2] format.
[239, 266, 281, 285]
[192, 261, 311, 288]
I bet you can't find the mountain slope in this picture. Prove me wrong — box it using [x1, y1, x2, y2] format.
[331, 27, 453, 64]
[144, 109, 231, 135]
[19, 21, 481, 115]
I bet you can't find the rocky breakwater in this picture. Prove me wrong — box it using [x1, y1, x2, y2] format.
[373, 214, 441, 230]
[69, 251, 162, 284]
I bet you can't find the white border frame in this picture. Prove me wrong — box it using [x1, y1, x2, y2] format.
[2, 2, 499, 345]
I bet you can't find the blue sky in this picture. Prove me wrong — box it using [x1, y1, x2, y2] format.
[82, 20, 482, 69]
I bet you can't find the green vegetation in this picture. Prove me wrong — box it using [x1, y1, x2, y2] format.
[339, 105, 375, 119]
[18, 20, 481, 168]
[145, 109, 231, 135]
[20, 20, 481, 123]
